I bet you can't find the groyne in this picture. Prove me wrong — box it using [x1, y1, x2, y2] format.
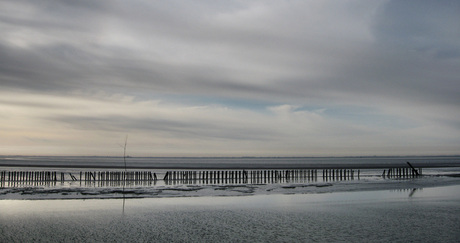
[1, 166, 422, 186]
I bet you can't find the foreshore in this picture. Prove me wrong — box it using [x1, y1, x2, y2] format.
[2, 171, 459, 200]
[1, 184, 459, 242]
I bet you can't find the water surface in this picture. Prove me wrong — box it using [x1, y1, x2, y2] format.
[1, 185, 459, 242]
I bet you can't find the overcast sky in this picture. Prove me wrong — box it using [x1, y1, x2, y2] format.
[1, 0, 459, 156]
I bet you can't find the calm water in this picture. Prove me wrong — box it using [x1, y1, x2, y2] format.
[1, 185, 459, 242]
[1, 155, 460, 169]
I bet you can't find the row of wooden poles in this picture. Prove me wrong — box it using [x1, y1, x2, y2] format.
[382, 167, 422, 178]
[1, 171, 58, 183]
[163, 169, 362, 185]
[0, 171, 158, 183]
[0, 169, 334, 183]
[0, 166, 422, 185]
[1, 169, 328, 184]
[322, 169, 358, 181]
[382, 162, 422, 178]
[163, 169, 363, 181]
[159, 169, 362, 184]
[163, 169, 321, 183]
[80, 171, 158, 182]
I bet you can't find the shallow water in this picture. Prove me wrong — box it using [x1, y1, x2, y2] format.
[1, 185, 459, 242]
[1, 155, 460, 169]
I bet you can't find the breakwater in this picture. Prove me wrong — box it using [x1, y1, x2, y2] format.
[1, 167, 423, 187]
[382, 167, 422, 178]
[163, 169, 319, 184]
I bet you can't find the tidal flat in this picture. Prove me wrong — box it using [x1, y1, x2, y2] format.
[1, 185, 460, 242]
[1, 156, 459, 242]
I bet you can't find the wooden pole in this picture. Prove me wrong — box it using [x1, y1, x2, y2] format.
[406, 162, 419, 176]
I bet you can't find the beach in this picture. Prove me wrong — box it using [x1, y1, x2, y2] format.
[1, 156, 460, 242]
[1, 185, 459, 242]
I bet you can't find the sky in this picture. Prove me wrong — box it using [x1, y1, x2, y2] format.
[1, 0, 459, 157]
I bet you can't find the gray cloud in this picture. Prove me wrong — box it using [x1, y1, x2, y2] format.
[3, 1, 455, 108]
[1, 0, 459, 155]
[373, 0, 460, 58]
[53, 114, 276, 142]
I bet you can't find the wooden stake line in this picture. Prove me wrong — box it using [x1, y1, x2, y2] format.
[1, 166, 423, 186]
[382, 163, 422, 178]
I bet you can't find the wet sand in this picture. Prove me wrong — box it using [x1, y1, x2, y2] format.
[1, 185, 459, 242]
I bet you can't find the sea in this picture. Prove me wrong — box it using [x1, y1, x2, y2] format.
[1, 156, 460, 242]
[1, 155, 460, 169]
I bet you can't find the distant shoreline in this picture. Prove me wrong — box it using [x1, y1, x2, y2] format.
[2, 155, 460, 158]
[1, 163, 459, 170]
[1, 155, 459, 170]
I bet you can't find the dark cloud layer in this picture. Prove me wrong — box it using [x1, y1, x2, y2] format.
[2, 1, 459, 103]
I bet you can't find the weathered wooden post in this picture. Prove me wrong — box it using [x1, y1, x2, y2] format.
[406, 162, 419, 176]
